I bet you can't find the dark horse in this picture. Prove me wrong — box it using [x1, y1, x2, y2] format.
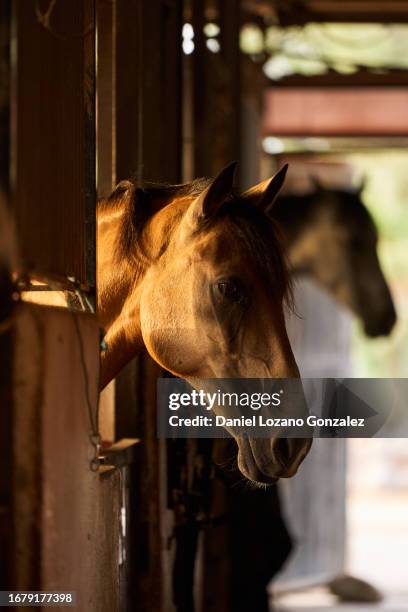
[271, 181, 397, 336]
[220, 178, 396, 612]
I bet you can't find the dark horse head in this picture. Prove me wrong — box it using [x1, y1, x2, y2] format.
[270, 182, 397, 338]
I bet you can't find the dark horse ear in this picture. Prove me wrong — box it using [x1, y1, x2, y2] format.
[241, 164, 288, 214]
[183, 162, 237, 230]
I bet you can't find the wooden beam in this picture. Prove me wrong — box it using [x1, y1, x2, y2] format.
[277, 1, 408, 24]
[114, 4, 184, 611]
[263, 87, 408, 136]
[96, 0, 116, 198]
[270, 70, 408, 89]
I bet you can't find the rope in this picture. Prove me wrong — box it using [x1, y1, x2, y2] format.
[72, 312, 102, 472]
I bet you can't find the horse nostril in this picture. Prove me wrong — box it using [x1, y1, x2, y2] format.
[274, 438, 311, 476]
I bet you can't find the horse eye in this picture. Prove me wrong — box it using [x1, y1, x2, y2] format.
[215, 279, 246, 304]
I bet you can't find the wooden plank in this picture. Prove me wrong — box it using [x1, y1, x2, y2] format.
[114, 3, 183, 610]
[12, 1, 96, 288]
[96, 0, 116, 198]
[103, 438, 141, 468]
[192, 0, 242, 181]
[277, 0, 408, 24]
[0, 195, 14, 588]
[0, 13, 12, 587]
[0, 0, 10, 194]
[271, 71, 408, 88]
[263, 87, 408, 136]
[115, 0, 140, 183]
[115, 0, 183, 182]
[192, 0, 207, 176]
[11, 304, 123, 610]
[138, 1, 183, 182]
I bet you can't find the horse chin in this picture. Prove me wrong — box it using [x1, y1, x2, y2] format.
[237, 437, 311, 485]
[236, 439, 280, 486]
[238, 460, 279, 487]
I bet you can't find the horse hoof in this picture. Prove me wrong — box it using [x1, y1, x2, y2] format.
[328, 574, 383, 603]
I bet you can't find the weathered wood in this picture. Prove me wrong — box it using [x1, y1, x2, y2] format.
[192, 0, 242, 182]
[269, 71, 408, 88]
[189, 3, 245, 610]
[0, 6, 12, 584]
[0, 253, 13, 589]
[0, 0, 10, 194]
[263, 88, 408, 137]
[114, 3, 183, 610]
[96, 0, 116, 198]
[12, 0, 96, 288]
[10, 304, 123, 611]
[274, 0, 408, 24]
[115, 0, 140, 183]
[103, 437, 140, 468]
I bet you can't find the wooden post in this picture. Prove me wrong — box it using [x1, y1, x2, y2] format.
[192, 0, 242, 181]
[114, 2, 183, 610]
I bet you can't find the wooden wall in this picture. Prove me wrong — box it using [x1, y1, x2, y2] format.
[12, 0, 96, 288]
[8, 304, 124, 611]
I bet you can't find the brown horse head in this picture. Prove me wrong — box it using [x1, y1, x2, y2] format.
[269, 182, 396, 338]
[98, 164, 311, 483]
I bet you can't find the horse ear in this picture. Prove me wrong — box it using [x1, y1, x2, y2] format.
[241, 164, 288, 214]
[184, 161, 237, 228]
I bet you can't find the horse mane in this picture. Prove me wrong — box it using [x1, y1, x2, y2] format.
[101, 178, 292, 307]
[100, 178, 212, 264]
[142, 177, 212, 199]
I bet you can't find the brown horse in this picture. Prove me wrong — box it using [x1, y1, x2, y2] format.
[97, 164, 311, 484]
[268, 182, 397, 337]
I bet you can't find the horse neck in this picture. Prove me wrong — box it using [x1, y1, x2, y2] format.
[97, 192, 189, 389]
[97, 200, 147, 388]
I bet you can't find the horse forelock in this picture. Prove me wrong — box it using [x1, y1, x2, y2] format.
[99, 178, 212, 264]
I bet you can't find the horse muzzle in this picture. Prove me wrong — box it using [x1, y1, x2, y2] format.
[364, 306, 397, 338]
[237, 436, 312, 484]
